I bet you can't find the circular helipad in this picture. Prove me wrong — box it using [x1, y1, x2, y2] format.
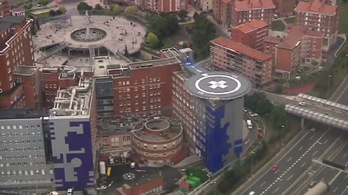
[185, 71, 251, 100]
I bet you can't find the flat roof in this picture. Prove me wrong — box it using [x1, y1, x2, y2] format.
[185, 71, 251, 100]
[0, 109, 43, 120]
[13, 65, 37, 76]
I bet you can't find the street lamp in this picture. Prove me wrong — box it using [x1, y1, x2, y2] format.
[250, 151, 255, 175]
[213, 181, 217, 195]
[281, 125, 285, 146]
[328, 74, 332, 92]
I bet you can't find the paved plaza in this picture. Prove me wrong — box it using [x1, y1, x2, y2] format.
[33, 14, 146, 55]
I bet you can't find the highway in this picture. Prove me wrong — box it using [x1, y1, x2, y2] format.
[241, 128, 341, 195]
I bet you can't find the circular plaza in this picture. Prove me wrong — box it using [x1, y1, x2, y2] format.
[33, 14, 146, 55]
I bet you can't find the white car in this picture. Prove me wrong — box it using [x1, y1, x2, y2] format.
[67, 188, 73, 195]
[251, 113, 258, 117]
[96, 185, 107, 191]
[249, 191, 255, 195]
[299, 101, 306, 106]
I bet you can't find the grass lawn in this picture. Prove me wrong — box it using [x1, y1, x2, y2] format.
[284, 17, 296, 24]
[271, 20, 286, 31]
[339, 2, 348, 35]
[36, 12, 50, 19]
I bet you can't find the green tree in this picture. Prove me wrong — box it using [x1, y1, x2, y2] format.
[77, 2, 92, 11]
[95, 3, 103, 10]
[125, 5, 138, 14]
[58, 6, 67, 14]
[256, 98, 273, 116]
[112, 4, 121, 13]
[146, 32, 159, 48]
[38, 0, 49, 6]
[178, 9, 188, 21]
[271, 104, 288, 128]
[24, 3, 33, 10]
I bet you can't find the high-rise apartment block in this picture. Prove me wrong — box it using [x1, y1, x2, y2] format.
[295, 0, 338, 48]
[211, 37, 273, 87]
[232, 0, 275, 27]
[0, 0, 10, 16]
[0, 16, 35, 109]
[231, 19, 268, 51]
[274, 25, 323, 78]
[103, 0, 188, 13]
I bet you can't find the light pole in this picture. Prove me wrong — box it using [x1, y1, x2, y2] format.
[213, 181, 217, 195]
[251, 151, 255, 175]
[328, 74, 332, 92]
[281, 125, 285, 146]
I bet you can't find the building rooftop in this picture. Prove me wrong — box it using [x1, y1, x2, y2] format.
[295, 0, 337, 15]
[128, 57, 181, 69]
[0, 109, 43, 120]
[264, 36, 282, 44]
[132, 118, 183, 142]
[13, 65, 37, 76]
[0, 15, 24, 34]
[211, 37, 272, 61]
[185, 71, 252, 101]
[233, 20, 268, 34]
[278, 25, 323, 49]
[97, 115, 143, 135]
[234, 0, 275, 10]
[50, 77, 93, 117]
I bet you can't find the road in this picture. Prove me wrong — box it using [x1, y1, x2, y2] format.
[241, 128, 341, 195]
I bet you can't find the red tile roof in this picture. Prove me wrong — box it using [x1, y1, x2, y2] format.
[235, 0, 275, 10]
[295, 0, 337, 15]
[233, 20, 268, 33]
[277, 25, 324, 49]
[222, 0, 232, 4]
[211, 37, 272, 61]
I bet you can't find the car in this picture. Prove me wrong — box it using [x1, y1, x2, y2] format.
[249, 191, 255, 195]
[251, 113, 258, 117]
[96, 185, 107, 191]
[308, 181, 317, 188]
[299, 101, 306, 106]
[271, 164, 279, 173]
[67, 188, 73, 195]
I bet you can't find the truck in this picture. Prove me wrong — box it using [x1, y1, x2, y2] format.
[99, 161, 106, 175]
[246, 120, 253, 130]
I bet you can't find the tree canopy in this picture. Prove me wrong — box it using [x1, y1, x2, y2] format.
[124, 5, 139, 14]
[146, 32, 159, 48]
[112, 5, 121, 13]
[147, 14, 179, 38]
[77, 2, 92, 11]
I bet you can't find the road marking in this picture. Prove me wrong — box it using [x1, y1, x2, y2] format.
[298, 146, 303, 151]
[333, 187, 338, 193]
[273, 187, 279, 194]
[300, 162, 307, 168]
[260, 181, 266, 187]
[287, 157, 292, 162]
[323, 139, 328, 144]
[313, 150, 318, 156]
[343, 152, 347, 159]
[287, 175, 293, 181]
[310, 135, 314, 140]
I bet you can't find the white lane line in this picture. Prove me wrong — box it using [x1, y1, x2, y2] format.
[298, 146, 303, 151]
[260, 181, 266, 187]
[323, 139, 328, 144]
[287, 157, 292, 162]
[313, 150, 318, 156]
[343, 152, 347, 159]
[333, 187, 338, 193]
[300, 162, 307, 168]
[273, 187, 279, 194]
[287, 174, 293, 181]
[310, 135, 314, 140]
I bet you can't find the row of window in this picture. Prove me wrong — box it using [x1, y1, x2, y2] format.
[0, 178, 52, 185]
[0, 146, 43, 153]
[0, 154, 45, 160]
[0, 125, 41, 130]
[0, 161, 45, 167]
[118, 77, 161, 86]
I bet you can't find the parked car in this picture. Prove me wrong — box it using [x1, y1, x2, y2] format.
[299, 101, 306, 106]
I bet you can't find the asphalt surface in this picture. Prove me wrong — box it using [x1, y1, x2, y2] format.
[328, 172, 348, 195]
[241, 128, 341, 195]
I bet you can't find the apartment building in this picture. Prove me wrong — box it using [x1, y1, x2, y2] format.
[170, 53, 251, 173]
[272, 0, 296, 17]
[274, 25, 323, 78]
[0, 109, 54, 189]
[232, 0, 276, 27]
[0, 16, 34, 109]
[0, 0, 10, 16]
[263, 35, 282, 56]
[103, 0, 188, 13]
[211, 37, 273, 87]
[295, 0, 338, 48]
[212, 0, 232, 27]
[231, 19, 268, 51]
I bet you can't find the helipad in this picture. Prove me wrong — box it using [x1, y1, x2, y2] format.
[185, 71, 251, 100]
